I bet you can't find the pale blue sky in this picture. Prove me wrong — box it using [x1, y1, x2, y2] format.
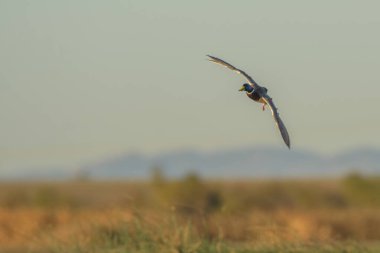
[1, 1, 380, 172]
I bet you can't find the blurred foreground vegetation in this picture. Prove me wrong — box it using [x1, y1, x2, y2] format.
[1, 172, 380, 252]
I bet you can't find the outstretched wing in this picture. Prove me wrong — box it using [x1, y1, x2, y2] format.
[207, 55, 260, 89]
[261, 95, 291, 149]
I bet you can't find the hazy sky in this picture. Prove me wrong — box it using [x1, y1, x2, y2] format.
[1, 1, 380, 173]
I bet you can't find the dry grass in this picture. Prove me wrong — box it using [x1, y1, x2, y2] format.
[1, 174, 380, 252]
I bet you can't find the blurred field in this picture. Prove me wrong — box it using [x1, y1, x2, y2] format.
[1, 172, 380, 252]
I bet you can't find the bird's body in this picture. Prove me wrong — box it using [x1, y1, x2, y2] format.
[247, 90, 262, 102]
[245, 86, 267, 104]
[207, 55, 291, 149]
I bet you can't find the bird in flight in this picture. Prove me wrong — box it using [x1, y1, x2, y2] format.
[207, 55, 290, 149]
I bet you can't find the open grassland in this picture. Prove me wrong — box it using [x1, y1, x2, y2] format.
[1, 173, 380, 252]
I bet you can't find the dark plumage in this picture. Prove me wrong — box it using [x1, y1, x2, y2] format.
[247, 90, 261, 102]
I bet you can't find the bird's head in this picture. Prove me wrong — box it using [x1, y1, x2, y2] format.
[239, 83, 254, 92]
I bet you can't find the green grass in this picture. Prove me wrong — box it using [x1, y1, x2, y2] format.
[36, 217, 380, 253]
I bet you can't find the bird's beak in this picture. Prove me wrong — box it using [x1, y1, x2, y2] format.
[238, 86, 245, 92]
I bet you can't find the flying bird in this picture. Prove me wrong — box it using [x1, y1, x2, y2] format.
[207, 55, 290, 149]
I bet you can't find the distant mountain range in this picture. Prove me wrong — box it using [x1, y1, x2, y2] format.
[78, 146, 380, 180]
[5, 146, 380, 180]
